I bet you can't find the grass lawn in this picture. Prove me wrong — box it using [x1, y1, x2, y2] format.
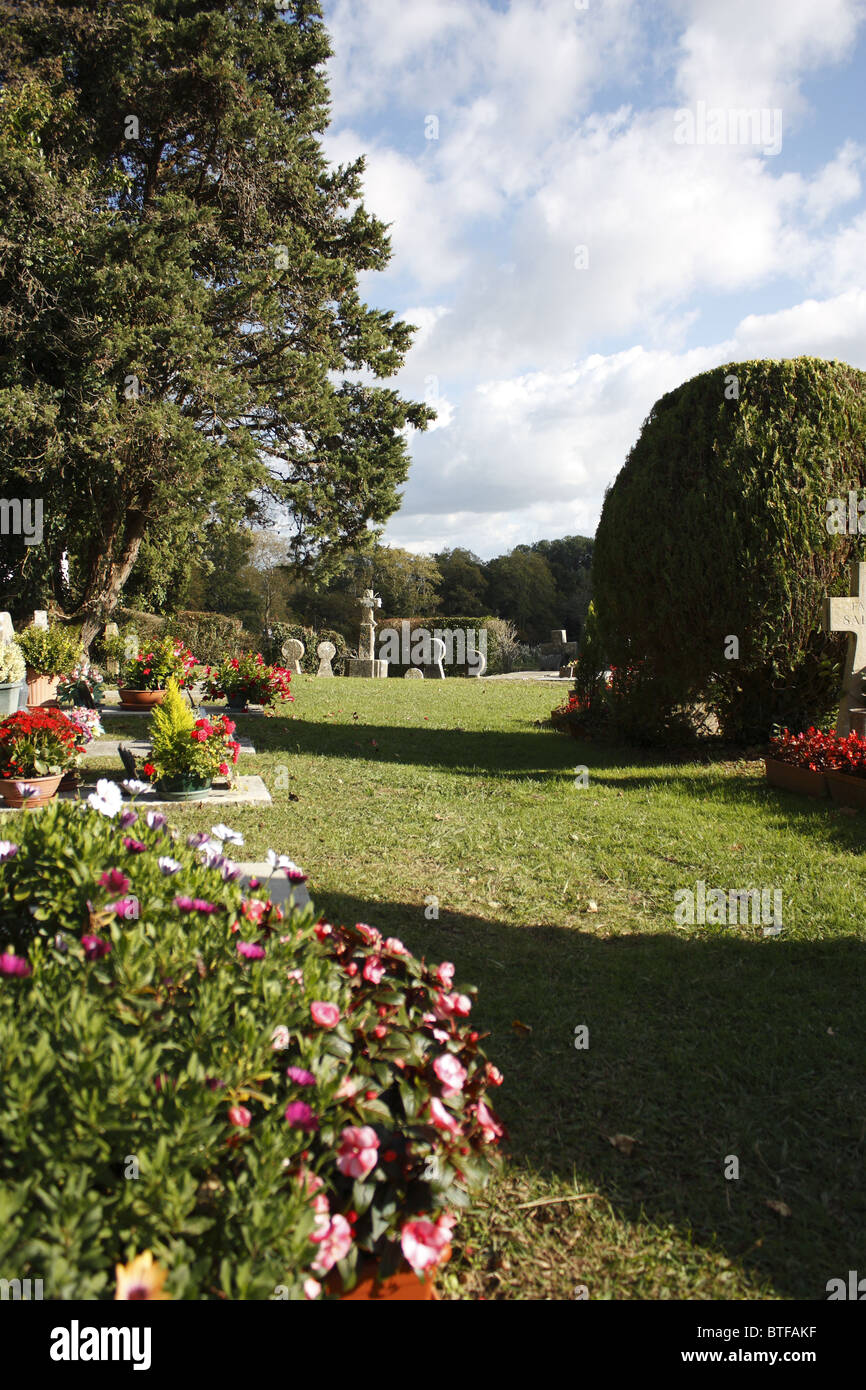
[84, 677, 866, 1300]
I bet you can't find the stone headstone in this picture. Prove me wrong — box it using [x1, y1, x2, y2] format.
[824, 559, 866, 735]
[346, 588, 388, 677]
[423, 636, 446, 680]
[32, 610, 49, 630]
[404, 666, 424, 679]
[0, 612, 13, 645]
[281, 638, 305, 675]
[550, 629, 567, 645]
[316, 640, 336, 677]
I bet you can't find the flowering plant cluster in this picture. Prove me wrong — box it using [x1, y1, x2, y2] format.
[0, 793, 503, 1299]
[57, 662, 105, 708]
[146, 681, 239, 785]
[201, 652, 293, 710]
[770, 727, 866, 777]
[122, 637, 197, 691]
[0, 639, 26, 686]
[65, 707, 104, 745]
[0, 708, 85, 778]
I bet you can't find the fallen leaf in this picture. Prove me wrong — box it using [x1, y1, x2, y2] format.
[512, 1019, 532, 1035]
[608, 1133, 637, 1156]
[585, 900, 599, 913]
[765, 1199, 791, 1218]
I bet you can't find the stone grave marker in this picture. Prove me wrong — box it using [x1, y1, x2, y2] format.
[0, 612, 13, 645]
[281, 638, 305, 675]
[423, 636, 446, 680]
[32, 610, 49, 629]
[404, 667, 424, 679]
[316, 640, 336, 677]
[347, 589, 388, 677]
[824, 559, 866, 734]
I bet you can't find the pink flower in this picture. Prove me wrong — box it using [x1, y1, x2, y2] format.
[0, 951, 31, 978]
[355, 922, 382, 947]
[122, 837, 148, 853]
[428, 1097, 461, 1135]
[310, 1213, 353, 1275]
[304, 1278, 322, 1300]
[433, 1053, 467, 1096]
[110, 896, 139, 920]
[271, 1025, 290, 1050]
[486, 1063, 504, 1087]
[383, 937, 406, 955]
[400, 1213, 455, 1273]
[436, 961, 455, 988]
[335, 1075, 359, 1101]
[285, 1100, 318, 1131]
[314, 921, 332, 941]
[310, 1001, 339, 1029]
[336, 1125, 380, 1180]
[286, 1066, 316, 1086]
[287, 968, 303, 985]
[434, 991, 472, 1021]
[362, 955, 385, 984]
[237, 941, 266, 960]
[228, 1105, 251, 1128]
[475, 1099, 505, 1144]
[81, 933, 111, 961]
[99, 868, 131, 894]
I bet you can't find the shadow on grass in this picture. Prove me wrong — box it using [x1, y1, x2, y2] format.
[315, 887, 866, 1301]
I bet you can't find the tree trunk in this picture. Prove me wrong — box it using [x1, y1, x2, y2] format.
[74, 505, 150, 652]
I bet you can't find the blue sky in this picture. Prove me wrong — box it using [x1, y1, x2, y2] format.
[318, 0, 866, 558]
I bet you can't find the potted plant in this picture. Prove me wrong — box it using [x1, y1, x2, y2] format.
[118, 637, 197, 709]
[15, 623, 82, 709]
[0, 794, 504, 1299]
[0, 707, 86, 808]
[765, 727, 833, 797]
[58, 707, 105, 790]
[0, 640, 26, 717]
[57, 662, 105, 710]
[201, 651, 294, 712]
[142, 680, 240, 799]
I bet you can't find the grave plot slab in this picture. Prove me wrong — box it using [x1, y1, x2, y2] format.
[235, 863, 310, 910]
[0, 775, 271, 813]
[84, 735, 256, 758]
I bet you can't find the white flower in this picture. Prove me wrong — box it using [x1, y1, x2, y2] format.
[158, 856, 182, 875]
[271, 1025, 290, 1050]
[211, 823, 243, 846]
[122, 778, 152, 796]
[266, 849, 307, 881]
[87, 779, 123, 818]
[0, 840, 19, 862]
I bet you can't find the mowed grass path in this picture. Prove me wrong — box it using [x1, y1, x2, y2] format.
[91, 678, 866, 1300]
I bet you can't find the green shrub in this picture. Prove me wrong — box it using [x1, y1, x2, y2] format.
[0, 795, 503, 1299]
[164, 611, 248, 667]
[16, 622, 81, 677]
[593, 357, 866, 741]
[266, 622, 318, 672]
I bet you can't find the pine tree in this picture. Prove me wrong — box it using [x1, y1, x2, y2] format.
[0, 1, 433, 643]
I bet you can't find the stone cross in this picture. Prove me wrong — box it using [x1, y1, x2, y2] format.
[0, 612, 13, 645]
[824, 559, 866, 734]
[357, 588, 381, 661]
[281, 638, 305, 675]
[316, 640, 336, 677]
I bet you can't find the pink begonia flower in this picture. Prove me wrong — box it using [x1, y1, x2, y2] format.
[313, 921, 332, 941]
[304, 1278, 322, 1300]
[335, 1075, 359, 1101]
[475, 1099, 505, 1144]
[99, 868, 130, 894]
[400, 1213, 457, 1273]
[228, 1105, 251, 1128]
[236, 941, 266, 960]
[436, 961, 455, 988]
[486, 1063, 504, 1087]
[310, 1001, 339, 1028]
[271, 1025, 290, 1050]
[383, 937, 406, 955]
[434, 990, 472, 1021]
[355, 922, 382, 947]
[310, 1213, 353, 1275]
[428, 1097, 461, 1135]
[285, 1100, 318, 1131]
[336, 1125, 380, 1180]
[433, 1053, 467, 1097]
[362, 955, 385, 984]
[81, 934, 111, 961]
[295, 1167, 328, 1215]
[286, 1065, 316, 1086]
[0, 951, 31, 978]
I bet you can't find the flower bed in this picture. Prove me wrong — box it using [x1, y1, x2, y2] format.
[766, 727, 866, 801]
[201, 652, 293, 710]
[0, 792, 503, 1299]
[121, 637, 197, 693]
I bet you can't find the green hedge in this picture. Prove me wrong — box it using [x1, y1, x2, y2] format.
[592, 357, 866, 741]
[377, 616, 507, 675]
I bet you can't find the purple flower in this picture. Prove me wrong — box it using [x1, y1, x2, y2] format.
[122, 837, 148, 853]
[221, 860, 242, 882]
[286, 1066, 316, 1086]
[0, 951, 31, 977]
[99, 868, 131, 894]
[158, 856, 181, 876]
[237, 940, 266, 960]
[284, 1100, 318, 1131]
[174, 895, 217, 914]
[0, 841, 19, 863]
[146, 811, 167, 832]
[15, 783, 39, 800]
[81, 934, 111, 961]
[186, 832, 210, 849]
[119, 810, 138, 829]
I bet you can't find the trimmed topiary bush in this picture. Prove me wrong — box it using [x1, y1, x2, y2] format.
[0, 793, 503, 1299]
[593, 357, 866, 741]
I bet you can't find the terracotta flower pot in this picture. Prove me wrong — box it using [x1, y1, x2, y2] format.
[25, 669, 60, 708]
[0, 772, 63, 809]
[764, 757, 828, 799]
[333, 1261, 436, 1301]
[117, 688, 166, 710]
[825, 769, 866, 809]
